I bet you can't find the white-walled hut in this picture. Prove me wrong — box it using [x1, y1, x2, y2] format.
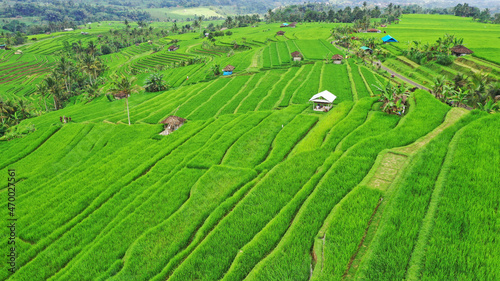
[291, 51, 303, 61]
[309, 90, 337, 112]
[160, 116, 186, 135]
[332, 54, 343, 64]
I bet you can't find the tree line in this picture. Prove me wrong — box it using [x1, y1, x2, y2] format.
[0, 2, 151, 27]
[264, 2, 402, 23]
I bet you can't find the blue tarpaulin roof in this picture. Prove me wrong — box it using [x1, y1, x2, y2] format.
[361, 46, 372, 51]
[382, 35, 398, 42]
[282, 23, 289, 26]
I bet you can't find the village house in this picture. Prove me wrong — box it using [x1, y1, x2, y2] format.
[168, 45, 179, 52]
[291, 51, 303, 61]
[277, 31, 285, 36]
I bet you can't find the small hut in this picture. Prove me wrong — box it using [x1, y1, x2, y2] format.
[14, 50, 23, 55]
[280, 23, 289, 28]
[382, 35, 398, 43]
[277, 31, 285, 36]
[360, 46, 373, 54]
[0, 44, 5, 50]
[63, 28, 74, 31]
[332, 54, 343, 64]
[168, 45, 179, 52]
[380, 24, 387, 27]
[309, 90, 337, 112]
[451, 45, 473, 56]
[112, 91, 129, 100]
[291, 51, 303, 61]
[223, 65, 235, 75]
[289, 22, 297, 28]
[160, 116, 186, 135]
[367, 29, 381, 33]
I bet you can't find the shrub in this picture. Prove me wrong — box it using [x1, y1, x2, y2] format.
[436, 54, 454, 66]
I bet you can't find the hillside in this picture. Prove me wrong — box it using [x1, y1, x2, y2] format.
[1, 14, 499, 281]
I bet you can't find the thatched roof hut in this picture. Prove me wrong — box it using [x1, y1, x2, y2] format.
[367, 29, 381, 33]
[332, 54, 343, 64]
[168, 45, 179, 51]
[160, 116, 186, 126]
[277, 31, 285, 36]
[451, 45, 473, 56]
[113, 91, 129, 99]
[223, 65, 235, 72]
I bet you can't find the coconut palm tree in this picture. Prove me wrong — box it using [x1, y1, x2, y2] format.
[108, 75, 141, 125]
[34, 83, 50, 111]
[144, 73, 167, 92]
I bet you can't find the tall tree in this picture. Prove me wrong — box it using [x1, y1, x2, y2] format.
[108, 75, 140, 125]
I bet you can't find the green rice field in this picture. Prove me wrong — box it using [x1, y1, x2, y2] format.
[0, 13, 499, 281]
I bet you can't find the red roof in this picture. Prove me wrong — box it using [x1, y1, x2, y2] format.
[332, 54, 343, 60]
[291, 51, 302, 57]
[367, 29, 380, 32]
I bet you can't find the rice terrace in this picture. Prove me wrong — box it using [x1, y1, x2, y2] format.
[0, 1, 499, 280]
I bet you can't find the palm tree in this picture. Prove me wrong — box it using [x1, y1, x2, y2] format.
[34, 83, 49, 112]
[56, 57, 73, 95]
[108, 75, 141, 125]
[44, 75, 64, 110]
[79, 54, 96, 85]
[87, 41, 98, 58]
[144, 73, 167, 92]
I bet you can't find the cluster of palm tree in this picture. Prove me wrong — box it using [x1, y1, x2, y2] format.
[403, 34, 463, 65]
[0, 98, 38, 137]
[374, 81, 409, 115]
[432, 73, 500, 112]
[35, 43, 107, 110]
[144, 73, 168, 92]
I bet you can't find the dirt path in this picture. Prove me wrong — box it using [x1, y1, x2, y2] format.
[332, 41, 431, 92]
[373, 60, 431, 92]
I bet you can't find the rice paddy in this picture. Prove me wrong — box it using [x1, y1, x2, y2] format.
[0, 13, 498, 281]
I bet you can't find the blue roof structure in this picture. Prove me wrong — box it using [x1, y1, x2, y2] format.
[282, 23, 289, 26]
[382, 35, 398, 43]
[360, 46, 372, 51]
